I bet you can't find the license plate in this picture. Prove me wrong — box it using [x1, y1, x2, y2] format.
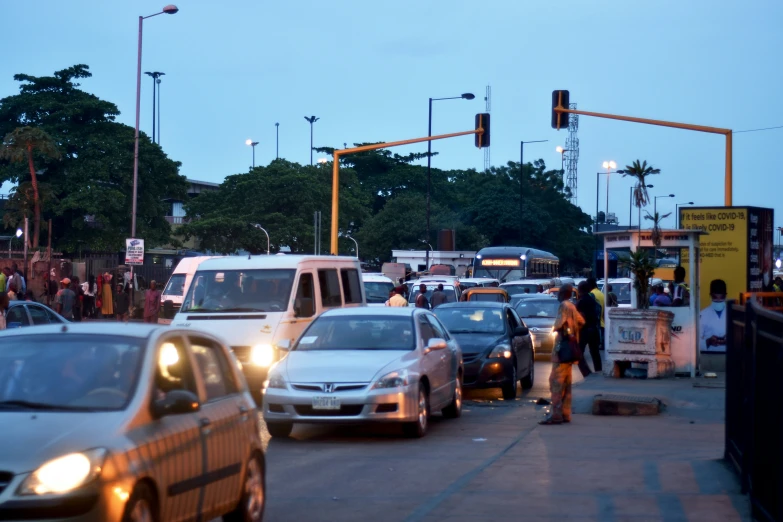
[312, 397, 340, 410]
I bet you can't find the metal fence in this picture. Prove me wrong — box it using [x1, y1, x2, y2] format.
[725, 299, 783, 522]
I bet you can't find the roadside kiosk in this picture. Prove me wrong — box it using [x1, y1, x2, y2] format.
[596, 229, 705, 378]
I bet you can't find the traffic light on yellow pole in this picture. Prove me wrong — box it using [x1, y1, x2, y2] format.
[551, 90, 570, 130]
[475, 113, 490, 148]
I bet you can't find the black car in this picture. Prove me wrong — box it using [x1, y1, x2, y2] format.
[514, 297, 560, 354]
[434, 302, 534, 400]
[5, 300, 69, 328]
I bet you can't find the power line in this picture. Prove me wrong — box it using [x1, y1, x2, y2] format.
[734, 125, 783, 134]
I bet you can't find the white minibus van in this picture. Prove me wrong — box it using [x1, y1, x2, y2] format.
[172, 255, 365, 406]
[159, 256, 218, 324]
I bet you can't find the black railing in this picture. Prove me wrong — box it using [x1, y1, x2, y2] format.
[726, 299, 783, 522]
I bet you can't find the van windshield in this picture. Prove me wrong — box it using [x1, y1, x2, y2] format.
[162, 274, 186, 297]
[181, 269, 296, 313]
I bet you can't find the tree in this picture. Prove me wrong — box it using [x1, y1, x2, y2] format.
[0, 127, 61, 248]
[620, 250, 657, 309]
[621, 159, 660, 209]
[645, 210, 672, 249]
[0, 65, 188, 251]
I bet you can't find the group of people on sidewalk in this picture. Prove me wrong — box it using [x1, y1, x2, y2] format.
[541, 278, 606, 426]
[52, 272, 130, 322]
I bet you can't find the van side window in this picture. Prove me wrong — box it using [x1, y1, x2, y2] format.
[295, 273, 315, 318]
[318, 269, 343, 308]
[340, 269, 363, 304]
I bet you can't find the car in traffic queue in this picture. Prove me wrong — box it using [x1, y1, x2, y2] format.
[458, 278, 500, 289]
[362, 273, 395, 307]
[500, 278, 554, 296]
[459, 287, 510, 303]
[406, 280, 461, 307]
[4, 301, 69, 328]
[172, 255, 366, 407]
[159, 256, 219, 324]
[433, 302, 534, 400]
[514, 297, 561, 354]
[0, 323, 266, 522]
[263, 307, 463, 438]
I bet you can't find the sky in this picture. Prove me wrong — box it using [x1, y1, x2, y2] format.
[2, 0, 782, 237]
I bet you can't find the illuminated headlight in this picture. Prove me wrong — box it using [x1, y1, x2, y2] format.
[372, 369, 409, 390]
[488, 344, 512, 359]
[18, 449, 106, 495]
[250, 344, 275, 366]
[551, 327, 558, 337]
[264, 372, 287, 389]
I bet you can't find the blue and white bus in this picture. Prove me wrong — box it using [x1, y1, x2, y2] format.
[472, 246, 559, 283]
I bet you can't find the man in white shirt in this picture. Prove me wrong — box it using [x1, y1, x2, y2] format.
[700, 279, 727, 353]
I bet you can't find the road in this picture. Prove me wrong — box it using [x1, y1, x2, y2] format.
[260, 360, 585, 521]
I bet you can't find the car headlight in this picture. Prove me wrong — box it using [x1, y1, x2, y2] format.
[264, 372, 287, 389]
[488, 344, 512, 359]
[551, 327, 559, 337]
[372, 369, 409, 390]
[18, 449, 106, 496]
[250, 344, 275, 366]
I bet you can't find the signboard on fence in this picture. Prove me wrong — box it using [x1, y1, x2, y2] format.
[125, 238, 145, 265]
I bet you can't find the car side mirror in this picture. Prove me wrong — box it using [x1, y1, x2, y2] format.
[426, 338, 448, 351]
[275, 339, 291, 352]
[153, 389, 200, 418]
[514, 326, 529, 336]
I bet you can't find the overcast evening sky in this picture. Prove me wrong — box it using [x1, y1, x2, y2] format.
[2, 0, 781, 238]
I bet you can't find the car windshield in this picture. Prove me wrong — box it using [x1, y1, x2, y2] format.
[181, 269, 295, 313]
[515, 300, 560, 318]
[434, 307, 506, 334]
[162, 273, 186, 297]
[295, 316, 415, 351]
[502, 283, 540, 296]
[0, 334, 144, 411]
[408, 286, 458, 304]
[467, 292, 506, 303]
[364, 281, 395, 304]
[607, 282, 632, 305]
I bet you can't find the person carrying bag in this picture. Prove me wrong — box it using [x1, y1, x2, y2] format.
[540, 285, 585, 425]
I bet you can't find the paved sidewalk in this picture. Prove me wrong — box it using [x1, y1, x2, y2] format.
[416, 372, 751, 522]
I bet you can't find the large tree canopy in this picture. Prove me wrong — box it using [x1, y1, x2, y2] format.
[0, 64, 188, 251]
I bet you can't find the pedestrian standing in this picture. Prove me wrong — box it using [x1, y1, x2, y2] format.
[540, 285, 584, 425]
[71, 276, 83, 322]
[576, 281, 602, 375]
[144, 280, 161, 323]
[114, 284, 130, 322]
[0, 292, 8, 330]
[430, 284, 447, 308]
[1, 267, 11, 292]
[82, 275, 97, 319]
[55, 278, 76, 321]
[587, 277, 606, 350]
[387, 288, 408, 307]
[671, 266, 690, 307]
[414, 284, 430, 309]
[606, 284, 619, 308]
[0, 269, 7, 297]
[100, 272, 114, 318]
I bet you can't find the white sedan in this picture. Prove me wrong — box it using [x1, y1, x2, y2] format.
[263, 307, 463, 438]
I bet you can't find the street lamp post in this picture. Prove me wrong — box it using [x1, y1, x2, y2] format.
[275, 122, 279, 159]
[555, 146, 570, 171]
[346, 236, 358, 259]
[253, 224, 270, 255]
[519, 140, 547, 241]
[246, 139, 259, 169]
[654, 194, 676, 220]
[304, 116, 319, 165]
[675, 202, 694, 229]
[629, 184, 654, 227]
[420, 239, 434, 271]
[132, 4, 178, 240]
[601, 161, 617, 220]
[427, 93, 474, 270]
[144, 71, 164, 143]
[521, 254, 527, 279]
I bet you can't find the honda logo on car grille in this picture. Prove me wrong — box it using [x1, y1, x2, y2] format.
[323, 383, 334, 393]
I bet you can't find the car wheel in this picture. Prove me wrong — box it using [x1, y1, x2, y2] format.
[521, 351, 535, 390]
[267, 422, 293, 438]
[442, 374, 462, 419]
[403, 385, 429, 438]
[501, 362, 517, 400]
[223, 453, 265, 522]
[122, 482, 157, 522]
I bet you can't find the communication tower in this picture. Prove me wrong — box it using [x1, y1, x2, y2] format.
[564, 102, 579, 204]
[483, 85, 491, 171]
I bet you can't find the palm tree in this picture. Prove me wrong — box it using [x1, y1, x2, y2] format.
[0, 127, 61, 249]
[620, 250, 657, 309]
[621, 159, 660, 211]
[645, 211, 672, 260]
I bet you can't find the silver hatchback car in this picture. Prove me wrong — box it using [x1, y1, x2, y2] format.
[0, 323, 265, 522]
[263, 307, 463, 438]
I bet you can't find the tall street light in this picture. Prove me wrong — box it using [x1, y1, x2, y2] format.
[346, 235, 358, 259]
[654, 194, 676, 221]
[427, 93, 474, 270]
[144, 71, 164, 144]
[275, 122, 279, 159]
[420, 239, 434, 271]
[252, 224, 270, 255]
[519, 140, 547, 241]
[675, 201, 694, 229]
[246, 139, 259, 169]
[601, 161, 617, 220]
[555, 146, 570, 171]
[630, 184, 654, 227]
[132, 4, 179, 240]
[304, 116, 319, 165]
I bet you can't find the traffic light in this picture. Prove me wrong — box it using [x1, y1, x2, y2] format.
[551, 90, 570, 130]
[475, 113, 490, 148]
